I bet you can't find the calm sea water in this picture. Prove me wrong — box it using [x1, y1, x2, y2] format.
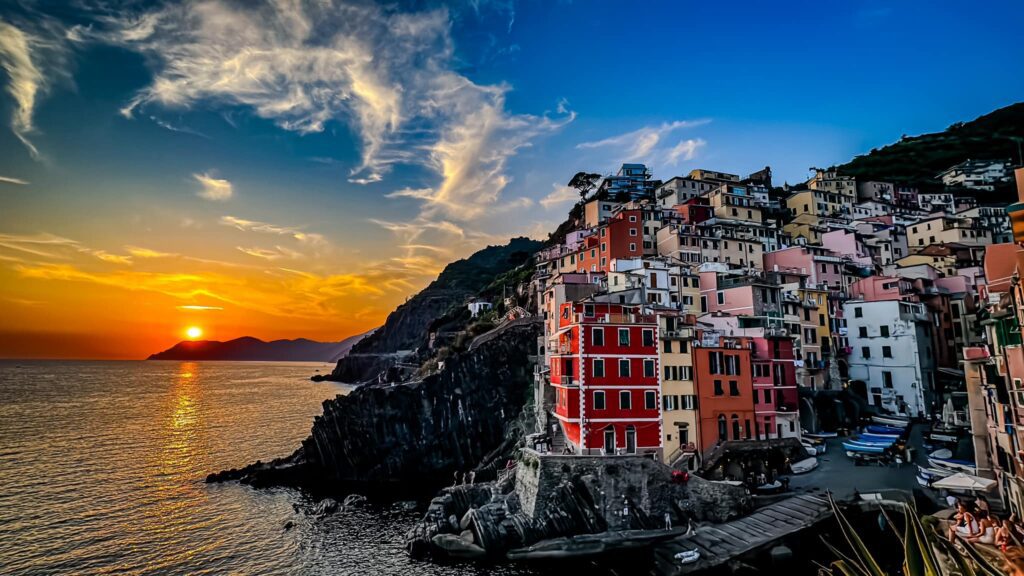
[0, 361, 536, 576]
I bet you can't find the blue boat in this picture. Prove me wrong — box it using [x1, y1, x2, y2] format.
[866, 425, 904, 435]
[851, 432, 892, 440]
[843, 441, 886, 454]
[858, 433, 900, 443]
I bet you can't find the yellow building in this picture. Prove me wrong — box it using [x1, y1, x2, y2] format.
[796, 286, 831, 389]
[659, 315, 699, 469]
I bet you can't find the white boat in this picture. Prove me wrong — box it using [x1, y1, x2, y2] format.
[843, 441, 887, 454]
[803, 431, 838, 439]
[871, 415, 910, 427]
[930, 448, 953, 459]
[675, 549, 700, 564]
[928, 457, 976, 474]
[917, 465, 955, 480]
[800, 442, 817, 457]
[791, 457, 818, 474]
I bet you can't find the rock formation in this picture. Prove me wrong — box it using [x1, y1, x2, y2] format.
[209, 320, 541, 498]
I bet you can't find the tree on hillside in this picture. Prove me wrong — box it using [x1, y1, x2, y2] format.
[568, 172, 602, 201]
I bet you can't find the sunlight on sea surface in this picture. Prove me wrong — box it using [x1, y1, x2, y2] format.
[0, 361, 535, 576]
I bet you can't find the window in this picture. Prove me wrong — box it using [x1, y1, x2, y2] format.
[882, 371, 893, 388]
[642, 329, 654, 347]
[855, 307, 863, 318]
[732, 415, 741, 440]
[717, 291, 725, 305]
[859, 326, 867, 338]
[882, 346, 892, 358]
[764, 389, 772, 404]
[819, 314, 826, 326]
[880, 325, 889, 337]
[643, 359, 655, 378]
[592, 327, 605, 346]
[681, 366, 692, 380]
[714, 379, 724, 396]
[619, 390, 632, 410]
[629, 243, 637, 252]
[594, 391, 606, 409]
[619, 359, 631, 377]
[618, 328, 630, 346]
[629, 228, 638, 236]
[645, 391, 656, 410]
[862, 346, 871, 358]
[593, 359, 605, 378]
[682, 395, 697, 410]
[663, 340, 671, 353]
[729, 380, 739, 396]
[584, 304, 595, 317]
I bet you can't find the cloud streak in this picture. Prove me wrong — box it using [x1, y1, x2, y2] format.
[0, 21, 45, 158]
[577, 119, 710, 167]
[194, 173, 233, 201]
[0, 175, 29, 185]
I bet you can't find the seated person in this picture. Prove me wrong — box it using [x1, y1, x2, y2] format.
[965, 511, 996, 545]
[948, 503, 980, 542]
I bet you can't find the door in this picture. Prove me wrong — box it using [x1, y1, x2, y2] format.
[625, 426, 637, 454]
[604, 427, 616, 455]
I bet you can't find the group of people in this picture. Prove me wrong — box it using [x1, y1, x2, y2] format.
[947, 496, 1024, 551]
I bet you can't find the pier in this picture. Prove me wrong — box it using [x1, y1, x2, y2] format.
[653, 493, 833, 575]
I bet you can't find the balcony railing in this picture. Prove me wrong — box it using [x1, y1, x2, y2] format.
[558, 375, 578, 388]
[575, 312, 656, 324]
[661, 327, 696, 340]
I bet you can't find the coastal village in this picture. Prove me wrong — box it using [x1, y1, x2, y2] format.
[487, 157, 1024, 570]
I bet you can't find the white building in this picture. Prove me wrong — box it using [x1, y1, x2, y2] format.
[468, 299, 493, 317]
[656, 176, 715, 208]
[937, 159, 1013, 191]
[843, 299, 936, 418]
[607, 257, 676, 308]
[917, 192, 955, 214]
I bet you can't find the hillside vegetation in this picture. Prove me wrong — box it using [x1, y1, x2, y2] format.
[838, 102, 1024, 186]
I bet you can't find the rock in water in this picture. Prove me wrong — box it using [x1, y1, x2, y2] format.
[343, 494, 368, 508]
[430, 534, 487, 560]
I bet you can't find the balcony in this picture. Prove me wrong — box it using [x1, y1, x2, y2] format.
[557, 375, 579, 388]
[574, 312, 656, 324]
[764, 326, 789, 338]
[661, 327, 695, 340]
[555, 342, 572, 355]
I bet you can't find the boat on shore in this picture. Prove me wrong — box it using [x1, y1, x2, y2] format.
[791, 457, 818, 474]
[871, 415, 910, 427]
[843, 441, 887, 454]
[849, 436, 895, 447]
[866, 425, 904, 436]
[803, 431, 838, 440]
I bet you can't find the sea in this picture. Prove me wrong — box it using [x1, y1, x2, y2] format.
[0, 360, 544, 576]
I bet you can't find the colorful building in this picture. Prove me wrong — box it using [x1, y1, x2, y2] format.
[550, 302, 662, 456]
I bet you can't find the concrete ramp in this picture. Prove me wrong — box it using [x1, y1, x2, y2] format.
[654, 493, 833, 574]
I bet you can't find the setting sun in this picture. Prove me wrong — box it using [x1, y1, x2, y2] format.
[185, 327, 203, 340]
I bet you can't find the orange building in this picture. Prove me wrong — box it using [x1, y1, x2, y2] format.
[576, 209, 644, 273]
[692, 331, 756, 453]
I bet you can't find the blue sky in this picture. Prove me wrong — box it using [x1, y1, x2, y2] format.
[0, 0, 1022, 356]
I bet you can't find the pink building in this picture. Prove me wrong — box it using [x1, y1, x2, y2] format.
[848, 276, 913, 302]
[821, 230, 872, 266]
[762, 246, 845, 290]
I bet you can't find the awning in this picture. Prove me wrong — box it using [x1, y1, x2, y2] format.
[931, 472, 997, 491]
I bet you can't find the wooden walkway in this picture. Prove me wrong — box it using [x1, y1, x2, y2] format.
[653, 493, 833, 574]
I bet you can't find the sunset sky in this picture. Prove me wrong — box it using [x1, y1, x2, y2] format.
[1, 0, 1022, 359]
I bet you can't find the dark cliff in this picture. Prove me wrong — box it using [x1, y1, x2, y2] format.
[211, 320, 541, 496]
[324, 237, 541, 383]
[305, 320, 540, 490]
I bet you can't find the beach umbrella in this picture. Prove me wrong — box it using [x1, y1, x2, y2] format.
[931, 472, 997, 491]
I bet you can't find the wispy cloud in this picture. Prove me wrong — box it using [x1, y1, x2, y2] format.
[79, 1, 570, 236]
[177, 304, 223, 311]
[236, 245, 302, 261]
[0, 21, 45, 158]
[0, 175, 29, 186]
[539, 183, 578, 209]
[125, 246, 176, 258]
[219, 216, 326, 246]
[193, 173, 233, 201]
[577, 120, 710, 167]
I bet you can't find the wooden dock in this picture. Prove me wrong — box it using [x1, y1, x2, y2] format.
[653, 493, 833, 574]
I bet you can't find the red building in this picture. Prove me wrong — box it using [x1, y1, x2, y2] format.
[550, 302, 662, 455]
[576, 209, 644, 274]
[692, 331, 756, 454]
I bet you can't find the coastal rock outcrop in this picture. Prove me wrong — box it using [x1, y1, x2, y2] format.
[303, 320, 541, 492]
[211, 320, 541, 497]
